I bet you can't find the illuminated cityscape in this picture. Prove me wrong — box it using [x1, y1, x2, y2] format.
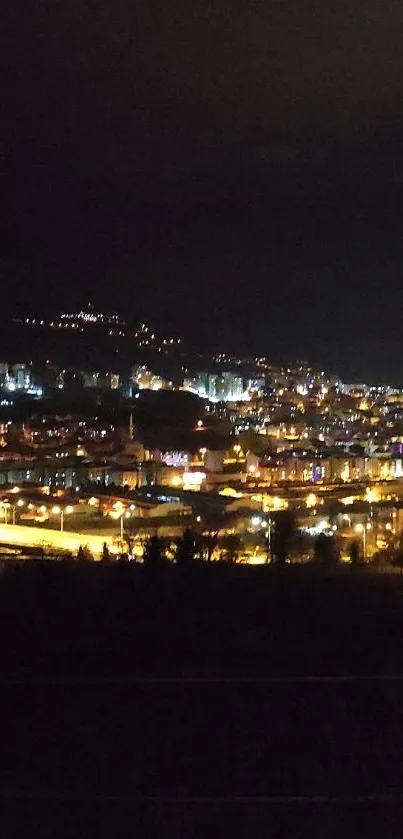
[6, 0, 403, 830]
[0, 308, 403, 565]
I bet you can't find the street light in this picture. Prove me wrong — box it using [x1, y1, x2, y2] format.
[266, 517, 272, 563]
[52, 505, 73, 532]
[0, 500, 10, 524]
[11, 498, 25, 525]
[120, 511, 131, 542]
[355, 521, 371, 561]
[0, 498, 24, 525]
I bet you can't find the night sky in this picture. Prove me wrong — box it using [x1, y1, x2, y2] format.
[4, 1, 403, 381]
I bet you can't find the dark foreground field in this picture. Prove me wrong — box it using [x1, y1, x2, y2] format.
[1, 562, 403, 837]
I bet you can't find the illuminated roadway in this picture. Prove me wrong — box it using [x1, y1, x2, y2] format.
[0, 524, 113, 558]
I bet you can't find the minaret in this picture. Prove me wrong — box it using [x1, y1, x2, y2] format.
[128, 411, 134, 442]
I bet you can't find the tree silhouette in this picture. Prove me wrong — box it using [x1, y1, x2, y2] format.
[220, 533, 241, 564]
[392, 547, 403, 574]
[271, 510, 298, 566]
[349, 540, 361, 566]
[372, 529, 403, 572]
[76, 544, 94, 562]
[313, 533, 339, 566]
[102, 542, 111, 563]
[197, 508, 237, 562]
[83, 545, 94, 562]
[176, 528, 197, 565]
[143, 535, 164, 565]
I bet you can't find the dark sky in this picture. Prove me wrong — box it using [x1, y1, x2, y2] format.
[4, 1, 403, 381]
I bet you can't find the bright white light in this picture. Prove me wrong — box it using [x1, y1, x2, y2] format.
[251, 516, 261, 526]
[305, 519, 328, 535]
[182, 471, 206, 487]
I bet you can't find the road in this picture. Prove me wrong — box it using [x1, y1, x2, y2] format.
[0, 523, 109, 557]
